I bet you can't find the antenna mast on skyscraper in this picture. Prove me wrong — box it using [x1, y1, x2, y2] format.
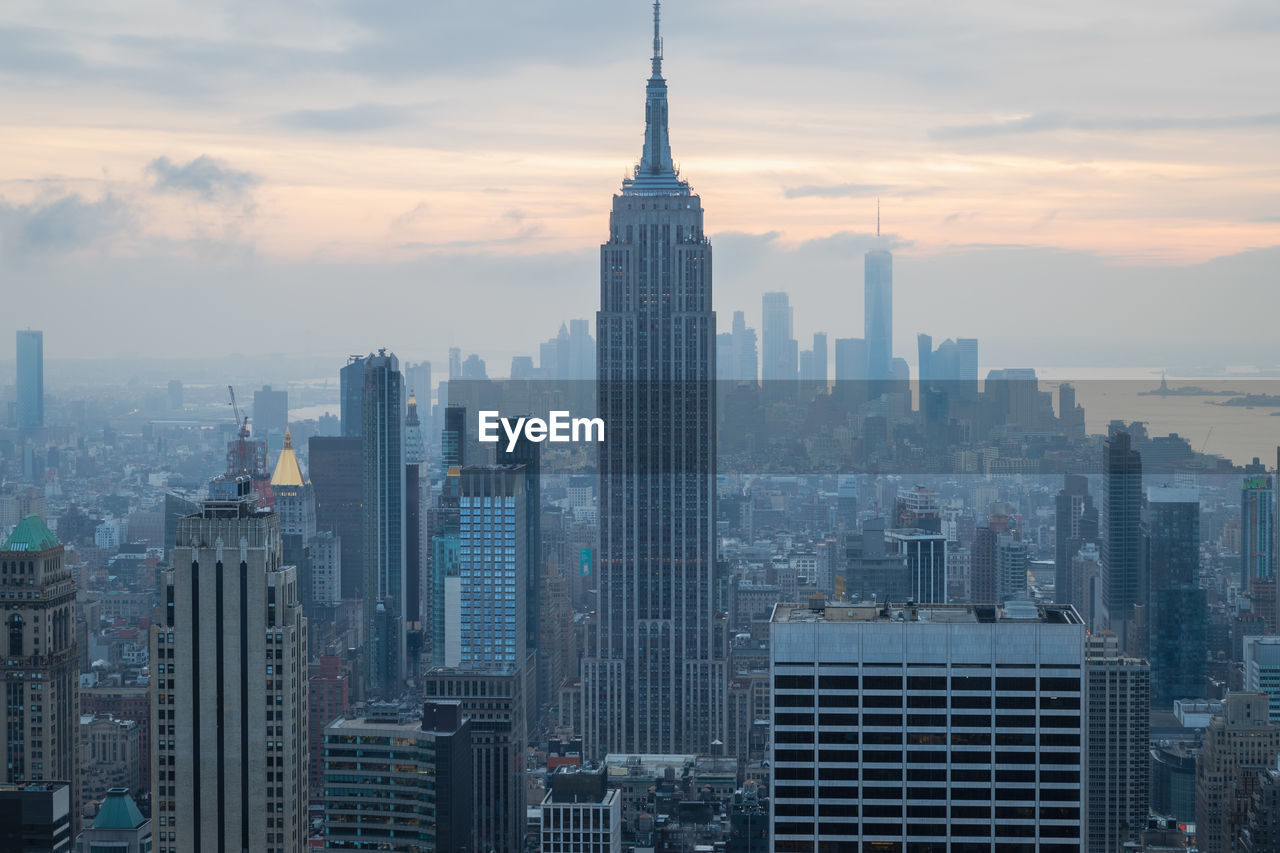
[652, 0, 663, 77]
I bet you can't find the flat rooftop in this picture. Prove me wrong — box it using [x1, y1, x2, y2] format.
[772, 600, 1084, 626]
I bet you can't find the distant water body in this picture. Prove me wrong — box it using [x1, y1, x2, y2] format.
[285, 368, 1280, 467]
[1037, 367, 1280, 467]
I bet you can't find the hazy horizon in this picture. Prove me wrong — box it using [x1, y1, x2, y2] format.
[4, 1, 1279, 363]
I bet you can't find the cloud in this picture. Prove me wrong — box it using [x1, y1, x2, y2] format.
[274, 103, 412, 132]
[784, 183, 889, 199]
[784, 183, 948, 200]
[147, 155, 260, 200]
[933, 111, 1280, 139]
[0, 192, 132, 254]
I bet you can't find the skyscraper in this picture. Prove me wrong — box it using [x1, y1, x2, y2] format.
[15, 330, 44, 429]
[761, 292, 797, 383]
[770, 600, 1085, 850]
[1145, 487, 1206, 706]
[457, 466, 529, 670]
[361, 351, 406, 699]
[339, 355, 366, 438]
[309, 436, 363, 599]
[1245, 636, 1280, 721]
[404, 390, 428, 680]
[1102, 428, 1143, 650]
[864, 245, 893, 382]
[995, 532, 1029, 602]
[1242, 474, 1276, 588]
[1054, 474, 1097, 611]
[1085, 632, 1151, 853]
[423, 668, 525, 853]
[321, 701, 472, 852]
[270, 428, 317, 622]
[253, 385, 289, 447]
[833, 336, 868, 409]
[1196, 692, 1280, 853]
[729, 310, 758, 383]
[583, 1, 725, 759]
[151, 476, 309, 853]
[1, 517, 79, 812]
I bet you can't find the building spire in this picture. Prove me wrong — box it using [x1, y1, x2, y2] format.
[651, 0, 664, 78]
[635, 0, 677, 185]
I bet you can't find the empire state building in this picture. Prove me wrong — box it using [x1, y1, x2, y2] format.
[582, 1, 726, 758]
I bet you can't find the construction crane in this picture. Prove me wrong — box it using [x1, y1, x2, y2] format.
[1200, 425, 1213, 455]
[227, 385, 252, 475]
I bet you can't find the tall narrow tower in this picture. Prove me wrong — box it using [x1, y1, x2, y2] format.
[361, 351, 406, 699]
[583, 1, 725, 758]
[151, 476, 309, 853]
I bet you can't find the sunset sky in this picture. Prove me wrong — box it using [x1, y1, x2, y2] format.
[3, 0, 1279, 368]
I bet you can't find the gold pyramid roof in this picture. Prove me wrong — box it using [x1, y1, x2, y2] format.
[270, 427, 307, 487]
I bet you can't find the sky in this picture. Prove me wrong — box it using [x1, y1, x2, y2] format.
[2, 0, 1279, 370]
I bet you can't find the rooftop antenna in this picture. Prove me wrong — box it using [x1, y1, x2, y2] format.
[651, 0, 664, 77]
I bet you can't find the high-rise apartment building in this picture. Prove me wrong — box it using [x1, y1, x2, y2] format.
[2, 516, 79, 819]
[770, 600, 1085, 850]
[151, 476, 308, 853]
[1102, 428, 1143, 650]
[15, 330, 44, 429]
[1196, 692, 1280, 853]
[995, 533, 1029, 603]
[970, 524, 996, 604]
[361, 351, 406, 699]
[1085, 631, 1150, 853]
[584, 1, 725, 759]
[457, 466, 529, 669]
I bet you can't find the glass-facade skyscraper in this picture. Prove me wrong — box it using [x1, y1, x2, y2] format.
[361, 350, 406, 699]
[1242, 474, 1276, 586]
[1102, 427, 1143, 651]
[864, 247, 893, 382]
[583, 1, 725, 759]
[15, 330, 43, 429]
[1145, 487, 1207, 707]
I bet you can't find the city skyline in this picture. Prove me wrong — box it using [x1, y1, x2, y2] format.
[3, 2, 1280, 366]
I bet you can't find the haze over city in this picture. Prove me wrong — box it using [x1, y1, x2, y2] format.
[4, 0, 1280, 366]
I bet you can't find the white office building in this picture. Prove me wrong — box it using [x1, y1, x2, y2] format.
[770, 599, 1085, 851]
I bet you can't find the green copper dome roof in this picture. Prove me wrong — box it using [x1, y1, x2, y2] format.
[2, 515, 59, 552]
[92, 788, 146, 829]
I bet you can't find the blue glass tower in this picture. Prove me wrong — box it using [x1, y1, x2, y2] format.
[15, 330, 43, 429]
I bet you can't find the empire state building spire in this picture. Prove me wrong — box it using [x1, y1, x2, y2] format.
[630, 0, 684, 193]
